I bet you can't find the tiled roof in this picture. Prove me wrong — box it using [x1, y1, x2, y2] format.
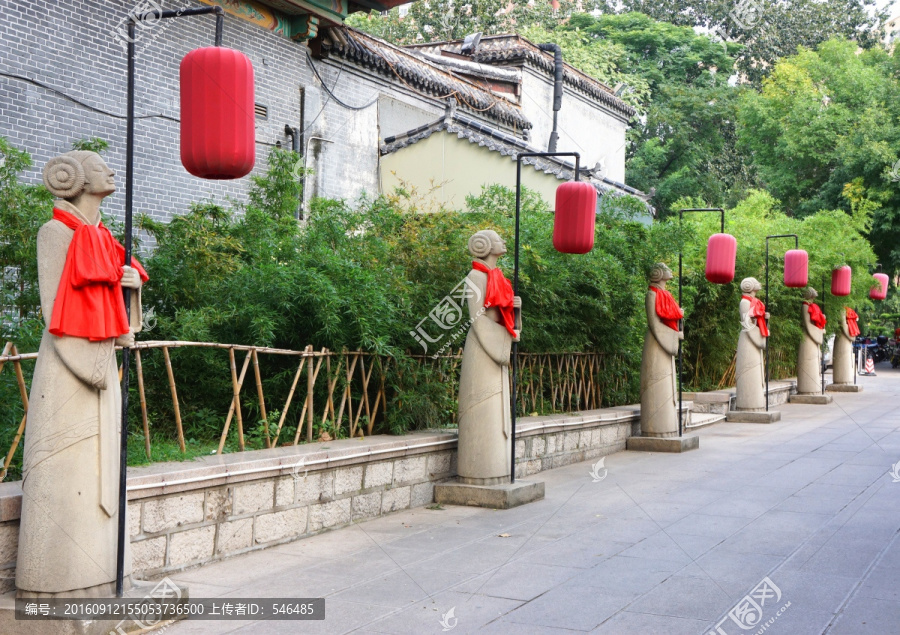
[321, 27, 532, 132]
[381, 112, 647, 200]
[407, 35, 637, 119]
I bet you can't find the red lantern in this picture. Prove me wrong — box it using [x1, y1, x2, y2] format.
[180, 47, 255, 179]
[831, 266, 852, 297]
[553, 181, 597, 254]
[705, 233, 737, 284]
[783, 249, 808, 288]
[870, 273, 889, 300]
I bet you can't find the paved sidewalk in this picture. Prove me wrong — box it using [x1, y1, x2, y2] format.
[164, 367, 900, 635]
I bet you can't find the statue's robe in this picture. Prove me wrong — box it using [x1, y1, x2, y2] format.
[833, 309, 855, 385]
[640, 286, 682, 437]
[456, 260, 513, 485]
[797, 302, 825, 394]
[17, 199, 140, 596]
[735, 297, 767, 410]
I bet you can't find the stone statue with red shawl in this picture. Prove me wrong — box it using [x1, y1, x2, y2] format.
[456, 229, 521, 485]
[833, 305, 859, 385]
[735, 277, 769, 411]
[639, 263, 684, 437]
[17, 151, 145, 597]
[797, 287, 826, 394]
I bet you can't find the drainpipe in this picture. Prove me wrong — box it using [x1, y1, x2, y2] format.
[284, 124, 301, 152]
[537, 43, 563, 153]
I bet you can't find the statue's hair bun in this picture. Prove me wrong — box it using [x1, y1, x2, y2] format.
[740, 277, 761, 293]
[43, 154, 86, 199]
[468, 230, 494, 259]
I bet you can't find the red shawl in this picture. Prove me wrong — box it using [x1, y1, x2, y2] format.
[804, 302, 826, 330]
[472, 261, 516, 337]
[845, 307, 860, 337]
[649, 286, 683, 331]
[742, 294, 769, 337]
[49, 208, 148, 341]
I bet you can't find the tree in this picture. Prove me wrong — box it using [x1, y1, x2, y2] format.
[737, 39, 900, 276]
[605, 0, 884, 84]
[527, 13, 754, 213]
[346, 0, 600, 45]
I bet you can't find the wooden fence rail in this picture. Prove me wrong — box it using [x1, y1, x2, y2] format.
[0, 340, 627, 481]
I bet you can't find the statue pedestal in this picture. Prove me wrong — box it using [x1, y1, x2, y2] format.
[435, 480, 544, 510]
[726, 410, 782, 423]
[626, 435, 699, 453]
[826, 383, 863, 393]
[0, 580, 189, 634]
[789, 394, 833, 405]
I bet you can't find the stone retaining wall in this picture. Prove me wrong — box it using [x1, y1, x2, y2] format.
[0, 394, 749, 588]
[0, 406, 651, 589]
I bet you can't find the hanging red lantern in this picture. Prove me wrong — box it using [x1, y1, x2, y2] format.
[553, 181, 597, 254]
[180, 46, 255, 179]
[870, 273, 889, 301]
[831, 266, 852, 296]
[705, 233, 737, 284]
[783, 249, 808, 288]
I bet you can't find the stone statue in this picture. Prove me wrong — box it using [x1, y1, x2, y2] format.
[456, 229, 521, 485]
[17, 151, 145, 597]
[640, 263, 683, 437]
[735, 277, 768, 411]
[832, 306, 859, 385]
[797, 287, 826, 394]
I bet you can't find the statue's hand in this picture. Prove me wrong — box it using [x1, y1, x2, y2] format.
[116, 329, 135, 348]
[513, 329, 521, 342]
[121, 265, 142, 289]
[765, 312, 771, 321]
[678, 330, 685, 341]
[513, 296, 522, 309]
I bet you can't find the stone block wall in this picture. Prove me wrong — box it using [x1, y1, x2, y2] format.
[127, 450, 455, 577]
[0, 407, 649, 587]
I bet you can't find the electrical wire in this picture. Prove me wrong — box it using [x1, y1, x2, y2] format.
[0, 72, 179, 122]
[304, 48, 378, 111]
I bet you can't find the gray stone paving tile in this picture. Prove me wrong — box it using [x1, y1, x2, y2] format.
[578, 516, 662, 544]
[452, 561, 580, 601]
[829, 596, 900, 635]
[516, 536, 629, 569]
[697, 497, 776, 519]
[503, 581, 636, 631]
[788, 537, 884, 579]
[363, 590, 522, 634]
[173, 550, 318, 589]
[665, 531, 728, 561]
[328, 564, 464, 609]
[688, 545, 787, 589]
[666, 513, 753, 539]
[590, 610, 712, 635]
[625, 575, 733, 621]
[229, 600, 394, 634]
[717, 526, 809, 557]
[617, 531, 698, 565]
[569, 555, 683, 596]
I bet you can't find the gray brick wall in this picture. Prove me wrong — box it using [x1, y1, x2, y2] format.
[0, 0, 490, 238]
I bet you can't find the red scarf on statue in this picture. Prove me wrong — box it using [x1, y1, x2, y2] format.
[472, 261, 516, 337]
[648, 286, 683, 331]
[49, 207, 148, 341]
[804, 302, 826, 330]
[742, 294, 769, 337]
[845, 307, 860, 337]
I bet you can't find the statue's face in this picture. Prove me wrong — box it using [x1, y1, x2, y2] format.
[81, 154, 116, 197]
[490, 233, 507, 256]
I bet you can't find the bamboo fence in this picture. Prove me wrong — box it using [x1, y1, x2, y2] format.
[0, 340, 628, 481]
